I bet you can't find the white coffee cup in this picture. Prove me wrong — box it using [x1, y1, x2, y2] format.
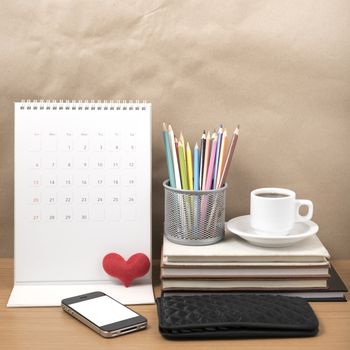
[250, 188, 313, 235]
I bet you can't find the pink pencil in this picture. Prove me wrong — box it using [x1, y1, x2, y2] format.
[205, 133, 218, 190]
[201, 131, 211, 190]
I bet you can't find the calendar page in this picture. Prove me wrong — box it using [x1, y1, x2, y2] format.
[9, 101, 153, 307]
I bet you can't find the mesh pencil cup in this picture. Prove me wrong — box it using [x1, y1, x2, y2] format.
[163, 180, 227, 246]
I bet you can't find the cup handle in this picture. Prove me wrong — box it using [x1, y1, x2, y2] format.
[295, 199, 313, 222]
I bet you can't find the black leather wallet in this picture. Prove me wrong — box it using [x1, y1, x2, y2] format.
[156, 294, 319, 339]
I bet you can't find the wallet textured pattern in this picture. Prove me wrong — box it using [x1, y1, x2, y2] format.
[157, 294, 319, 339]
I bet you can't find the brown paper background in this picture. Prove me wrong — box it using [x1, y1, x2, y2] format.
[1, 0, 350, 259]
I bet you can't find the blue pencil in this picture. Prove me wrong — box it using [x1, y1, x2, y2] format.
[162, 123, 176, 187]
[193, 143, 200, 190]
[213, 125, 223, 189]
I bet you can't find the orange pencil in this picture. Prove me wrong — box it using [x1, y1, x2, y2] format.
[216, 129, 227, 189]
[218, 126, 239, 188]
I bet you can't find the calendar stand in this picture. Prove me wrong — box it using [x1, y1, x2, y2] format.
[8, 100, 153, 307]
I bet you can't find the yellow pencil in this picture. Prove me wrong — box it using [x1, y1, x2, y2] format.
[178, 140, 189, 190]
[216, 129, 227, 189]
[179, 132, 186, 163]
[186, 142, 193, 190]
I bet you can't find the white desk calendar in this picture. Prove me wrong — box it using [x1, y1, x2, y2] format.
[8, 100, 153, 307]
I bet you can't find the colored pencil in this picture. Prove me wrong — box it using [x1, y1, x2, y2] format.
[205, 132, 218, 190]
[201, 131, 211, 190]
[178, 140, 189, 190]
[199, 131, 206, 190]
[216, 128, 227, 189]
[193, 143, 200, 191]
[213, 125, 223, 189]
[168, 125, 182, 189]
[218, 125, 240, 188]
[179, 132, 186, 162]
[162, 123, 176, 187]
[175, 136, 181, 187]
[186, 142, 193, 190]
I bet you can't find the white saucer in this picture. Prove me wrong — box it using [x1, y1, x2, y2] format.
[226, 215, 319, 248]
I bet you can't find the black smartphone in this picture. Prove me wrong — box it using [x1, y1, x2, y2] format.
[61, 291, 147, 338]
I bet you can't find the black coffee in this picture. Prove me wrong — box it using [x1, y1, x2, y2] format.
[256, 192, 289, 198]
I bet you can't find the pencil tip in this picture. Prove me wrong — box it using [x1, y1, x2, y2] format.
[195, 142, 198, 148]
[162, 122, 167, 131]
[168, 124, 173, 131]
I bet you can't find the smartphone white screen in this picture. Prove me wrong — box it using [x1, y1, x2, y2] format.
[69, 295, 138, 327]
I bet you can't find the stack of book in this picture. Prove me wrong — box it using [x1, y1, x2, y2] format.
[161, 233, 347, 301]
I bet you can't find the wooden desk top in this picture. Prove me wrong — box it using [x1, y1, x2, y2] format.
[0, 259, 349, 350]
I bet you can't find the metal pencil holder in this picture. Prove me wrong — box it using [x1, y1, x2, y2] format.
[163, 180, 227, 246]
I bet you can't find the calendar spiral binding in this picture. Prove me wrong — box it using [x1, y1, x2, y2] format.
[18, 100, 150, 111]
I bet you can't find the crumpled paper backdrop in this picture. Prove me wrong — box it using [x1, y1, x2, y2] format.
[1, 0, 349, 258]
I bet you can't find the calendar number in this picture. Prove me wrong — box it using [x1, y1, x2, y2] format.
[108, 132, 121, 152]
[80, 160, 89, 169]
[78, 133, 89, 152]
[111, 161, 119, 169]
[62, 132, 73, 152]
[29, 175, 41, 187]
[94, 132, 105, 152]
[30, 158, 41, 169]
[44, 157, 56, 169]
[48, 197, 55, 204]
[31, 214, 41, 222]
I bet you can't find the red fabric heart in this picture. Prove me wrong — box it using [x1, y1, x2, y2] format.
[102, 253, 150, 287]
